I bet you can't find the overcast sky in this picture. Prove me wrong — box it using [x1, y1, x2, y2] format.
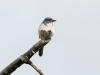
[0, 0, 100, 75]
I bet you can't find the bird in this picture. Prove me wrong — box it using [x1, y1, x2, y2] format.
[38, 17, 56, 56]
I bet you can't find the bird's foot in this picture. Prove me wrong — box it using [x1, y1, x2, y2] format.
[45, 38, 51, 40]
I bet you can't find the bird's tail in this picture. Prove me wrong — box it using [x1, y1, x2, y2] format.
[39, 47, 44, 56]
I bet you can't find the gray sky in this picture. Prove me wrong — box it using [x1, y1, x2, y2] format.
[0, 0, 100, 75]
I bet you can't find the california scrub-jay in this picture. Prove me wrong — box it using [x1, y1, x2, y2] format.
[38, 17, 56, 56]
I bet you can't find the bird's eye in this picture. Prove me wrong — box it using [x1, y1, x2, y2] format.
[46, 19, 52, 22]
[47, 19, 50, 22]
[46, 19, 48, 21]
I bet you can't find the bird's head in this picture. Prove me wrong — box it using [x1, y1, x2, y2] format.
[42, 17, 56, 25]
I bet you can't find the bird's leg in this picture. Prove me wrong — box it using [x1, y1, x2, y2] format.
[45, 37, 51, 40]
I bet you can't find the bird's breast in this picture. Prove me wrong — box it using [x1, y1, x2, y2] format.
[38, 23, 55, 36]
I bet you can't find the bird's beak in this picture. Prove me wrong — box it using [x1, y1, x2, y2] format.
[52, 20, 56, 22]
